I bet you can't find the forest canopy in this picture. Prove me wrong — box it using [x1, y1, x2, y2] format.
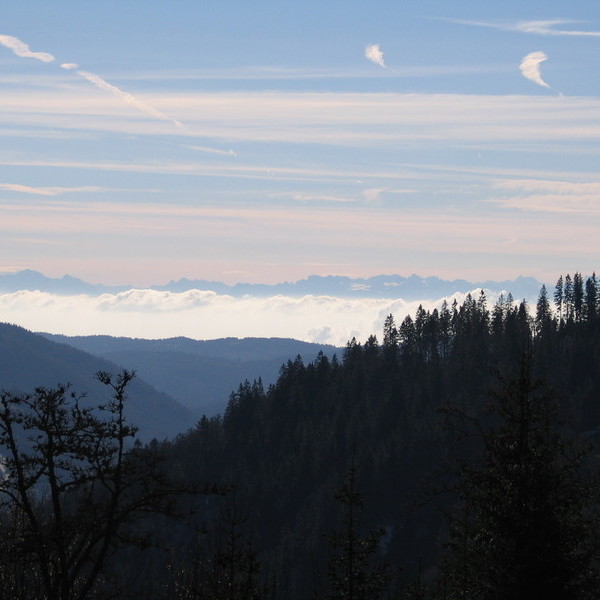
[2, 272, 600, 599]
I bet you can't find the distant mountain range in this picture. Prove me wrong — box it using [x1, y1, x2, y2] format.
[0, 269, 544, 300]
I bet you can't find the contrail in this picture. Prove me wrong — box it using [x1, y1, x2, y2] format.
[519, 51, 551, 89]
[0, 34, 239, 150]
[74, 69, 183, 128]
[0, 34, 54, 62]
[186, 145, 237, 157]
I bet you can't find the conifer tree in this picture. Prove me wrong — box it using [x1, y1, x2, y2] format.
[554, 275, 564, 323]
[573, 272, 584, 322]
[584, 274, 598, 322]
[438, 357, 600, 599]
[535, 284, 553, 335]
[319, 464, 390, 600]
[564, 274, 574, 322]
[383, 314, 399, 349]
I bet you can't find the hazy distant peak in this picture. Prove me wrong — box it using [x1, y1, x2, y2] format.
[0, 269, 544, 301]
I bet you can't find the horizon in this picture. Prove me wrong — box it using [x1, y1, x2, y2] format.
[0, 267, 549, 346]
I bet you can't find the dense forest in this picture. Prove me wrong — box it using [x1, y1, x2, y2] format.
[3, 272, 600, 599]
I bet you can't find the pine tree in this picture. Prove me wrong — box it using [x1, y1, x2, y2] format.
[535, 284, 553, 335]
[554, 275, 564, 324]
[584, 274, 598, 322]
[319, 464, 390, 600]
[383, 314, 399, 349]
[564, 274, 574, 322]
[438, 357, 600, 599]
[573, 272, 584, 322]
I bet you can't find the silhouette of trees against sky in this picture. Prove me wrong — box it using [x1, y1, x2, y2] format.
[0, 370, 219, 600]
[1, 272, 600, 598]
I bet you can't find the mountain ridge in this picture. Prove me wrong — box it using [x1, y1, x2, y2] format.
[0, 323, 195, 440]
[39, 333, 340, 415]
[0, 269, 543, 300]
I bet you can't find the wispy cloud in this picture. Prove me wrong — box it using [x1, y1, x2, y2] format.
[0, 183, 159, 196]
[74, 70, 184, 128]
[365, 44, 386, 68]
[513, 20, 600, 37]
[0, 183, 104, 196]
[185, 145, 237, 157]
[446, 18, 600, 37]
[4, 90, 600, 147]
[0, 34, 55, 62]
[0, 34, 185, 130]
[494, 179, 600, 195]
[519, 51, 551, 89]
[291, 193, 356, 203]
[490, 178, 600, 214]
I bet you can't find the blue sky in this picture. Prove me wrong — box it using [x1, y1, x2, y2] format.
[1, 1, 600, 287]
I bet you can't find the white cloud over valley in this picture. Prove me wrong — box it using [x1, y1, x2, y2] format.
[0, 289, 499, 347]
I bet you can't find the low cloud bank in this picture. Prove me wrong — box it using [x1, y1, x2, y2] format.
[0, 288, 506, 346]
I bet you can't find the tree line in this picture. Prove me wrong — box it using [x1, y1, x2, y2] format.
[2, 272, 600, 598]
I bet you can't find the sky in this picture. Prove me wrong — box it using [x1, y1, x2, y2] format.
[0, 2, 599, 342]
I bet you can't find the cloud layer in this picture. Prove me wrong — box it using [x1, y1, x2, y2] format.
[0, 288, 505, 346]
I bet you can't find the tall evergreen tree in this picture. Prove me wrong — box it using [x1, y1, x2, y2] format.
[319, 464, 390, 600]
[535, 284, 553, 335]
[564, 274, 574, 322]
[584, 274, 598, 322]
[573, 272, 584, 322]
[554, 275, 564, 324]
[438, 358, 600, 599]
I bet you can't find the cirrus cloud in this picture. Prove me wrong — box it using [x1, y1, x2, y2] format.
[0, 34, 55, 62]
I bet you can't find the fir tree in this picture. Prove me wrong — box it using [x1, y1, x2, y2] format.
[438, 357, 600, 599]
[319, 464, 390, 600]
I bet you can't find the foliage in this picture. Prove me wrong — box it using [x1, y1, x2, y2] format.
[318, 463, 391, 600]
[438, 358, 600, 599]
[0, 370, 215, 600]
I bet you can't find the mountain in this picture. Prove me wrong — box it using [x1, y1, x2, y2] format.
[0, 323, 195, 440]
[154, 273, 543, 300]
[0, 269, 127, 295]
[0, 269, 543, 300]
[39, 334, 339, 415]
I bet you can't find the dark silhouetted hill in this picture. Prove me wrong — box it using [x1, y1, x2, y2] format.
[0, 323, 195, 440]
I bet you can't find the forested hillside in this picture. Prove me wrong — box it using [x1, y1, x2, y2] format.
[40, 334, 338, 415]
[157, 272, 600, 599]
[3, 273, 600, 599]
[0, 323, 194, 440]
